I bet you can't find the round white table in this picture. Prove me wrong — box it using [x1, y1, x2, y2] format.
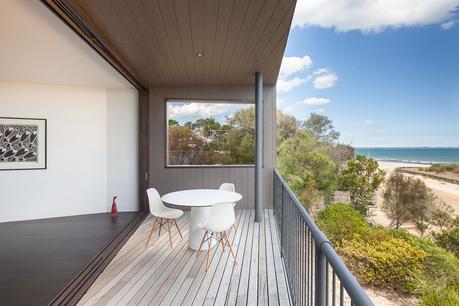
[161, 189, 242, 250]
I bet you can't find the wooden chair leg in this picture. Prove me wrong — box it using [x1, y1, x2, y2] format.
[146, 218, 158, 247]
[167, 220, 173, 248]
[219, 232, 225, 256]
[223, 232, 237, 264]
[206, 237, 212, 271]
[197, 231, 207, 257]
[158, 218, 163, 238]
[173, 219, 183, 238]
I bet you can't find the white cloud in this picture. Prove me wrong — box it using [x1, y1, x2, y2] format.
[277, 77, 307, 92]
[441, 20, 455, 29]
[316, 108, 325, 113]
[365, 119, 376, 125]
[292, 0, 459, 33]
[303, 97, 331, 106]
[168, 103, 231, 118]
[282, 105, 294, 114]
[313, 68, 329, 76]
[280, 55, 312, 77]
[313, 69, 338, 89]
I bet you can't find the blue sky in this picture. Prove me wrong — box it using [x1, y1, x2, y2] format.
[167, 101, 251, 125]
[278, 0, 459, 147]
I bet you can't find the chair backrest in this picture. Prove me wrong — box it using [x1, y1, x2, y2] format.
[146, 188, 166, 216]
[206, 202, 235, 232]
[219, 183, 236, 207]
[219, 183, 235, 192]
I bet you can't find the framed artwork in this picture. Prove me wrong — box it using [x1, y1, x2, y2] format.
[0, 117, 47, 170]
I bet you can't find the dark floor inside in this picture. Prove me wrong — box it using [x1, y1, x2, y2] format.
[0, 212, 138, 306]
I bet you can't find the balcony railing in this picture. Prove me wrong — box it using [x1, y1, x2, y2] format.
[273, 169, 374, 306]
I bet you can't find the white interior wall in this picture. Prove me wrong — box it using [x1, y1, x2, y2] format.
[0, 0, 138, 222]
[0, 83, 138, 222]
[106, 89, 139, 213]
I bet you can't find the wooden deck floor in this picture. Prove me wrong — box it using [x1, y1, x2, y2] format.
[78, 210, 291, 305]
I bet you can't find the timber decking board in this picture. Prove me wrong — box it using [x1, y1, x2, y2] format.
[78, 210, 291, 305]
[0, 212, 138, 306]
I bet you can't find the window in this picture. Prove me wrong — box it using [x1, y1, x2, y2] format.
[166, 100, 255, 166]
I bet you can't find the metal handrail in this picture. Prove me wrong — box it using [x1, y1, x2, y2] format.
[273, 169, 374, 306]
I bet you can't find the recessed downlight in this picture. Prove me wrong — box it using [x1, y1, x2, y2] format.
[196, 52, 205, 57]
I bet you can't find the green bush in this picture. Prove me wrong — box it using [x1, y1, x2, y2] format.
[338, 228, 428, 292]
[421, 286, 459, 306]
[317, 203, 459, 305]
[423, 163, 459, 174]
[433, 227, 459, 257]
[316, 203, 369, 246]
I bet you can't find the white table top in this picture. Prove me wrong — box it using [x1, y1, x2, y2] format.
[161, 189, 242, 207]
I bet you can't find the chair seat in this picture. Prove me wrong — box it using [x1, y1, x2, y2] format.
[199, 221, 232, 233]
[154, 208, 183, 219]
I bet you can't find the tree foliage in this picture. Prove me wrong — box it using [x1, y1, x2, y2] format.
[276, 110, 299, 144]
[277, 131, 338, 207]
[168, 107, 255, 165]
[337, 155, 385, 211]
[330, 143, 355, 165]
[303, 113, 340, 144]
[382, 172, 440, 236]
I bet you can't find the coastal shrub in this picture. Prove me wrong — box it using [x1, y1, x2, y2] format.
[317, 203, 459, 305]
[386, 229, 459, 305]
[337, 155, 385, 211]
[338, 228, 428, 292]
[421, 287, 459, 306]
[316, 203, 369, 246]
[433, 227, 459, 257]
[423, 163, 459, 174]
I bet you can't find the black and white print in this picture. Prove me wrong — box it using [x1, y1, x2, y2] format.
[0, 124, 38, 162]
[0, 118, 46, 170]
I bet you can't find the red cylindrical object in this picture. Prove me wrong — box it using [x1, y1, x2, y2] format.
[111, 196, 118, 218]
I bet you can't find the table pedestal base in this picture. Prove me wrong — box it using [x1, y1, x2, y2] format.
[189, 207, 217, 250]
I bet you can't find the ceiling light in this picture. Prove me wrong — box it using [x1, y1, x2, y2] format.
[196, 52, 204, 57]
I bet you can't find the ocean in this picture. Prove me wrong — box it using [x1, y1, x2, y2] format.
[355, 147, 459, 164]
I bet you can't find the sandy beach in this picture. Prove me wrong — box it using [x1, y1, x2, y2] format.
[371, 161, 459, 230]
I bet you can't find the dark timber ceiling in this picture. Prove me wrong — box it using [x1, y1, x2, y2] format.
[61, 0, 296, 86]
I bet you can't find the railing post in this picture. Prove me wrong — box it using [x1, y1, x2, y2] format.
[280, 184, 284, 257]
[315, 243, 327, 306]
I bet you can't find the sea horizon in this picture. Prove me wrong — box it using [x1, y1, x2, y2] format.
[355, 147, 459, 164]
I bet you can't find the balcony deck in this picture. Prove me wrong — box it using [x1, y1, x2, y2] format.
[77, 210, 291, 305]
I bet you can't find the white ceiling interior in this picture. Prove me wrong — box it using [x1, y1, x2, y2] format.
[0, 0, 132, 89]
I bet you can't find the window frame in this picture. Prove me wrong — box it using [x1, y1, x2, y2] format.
[164, 98, 256, 168]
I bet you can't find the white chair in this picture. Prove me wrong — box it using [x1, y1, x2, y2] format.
[146, 188, 184, 248]
[196, 202, 237, 271]
[219, 183, 236, 207]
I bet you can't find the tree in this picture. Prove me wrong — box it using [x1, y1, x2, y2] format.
[222, 107, 255, 164]
[337, 155, 385, 212]
[168, 119, 179, 126]
[276, 110, 299, 144]
[303, 113, 340, 144]
[431, 201, 455, 231]
[168, 126, 209, 165]
[278, 131, 338, 208]
[226, 106, 255, 130]
[330, 143, 355, 165]
[382, 172, 437, 235]
[192, 118, 221, 138]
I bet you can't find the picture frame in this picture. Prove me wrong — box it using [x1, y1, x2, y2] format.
[0, 117, 47, 170]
